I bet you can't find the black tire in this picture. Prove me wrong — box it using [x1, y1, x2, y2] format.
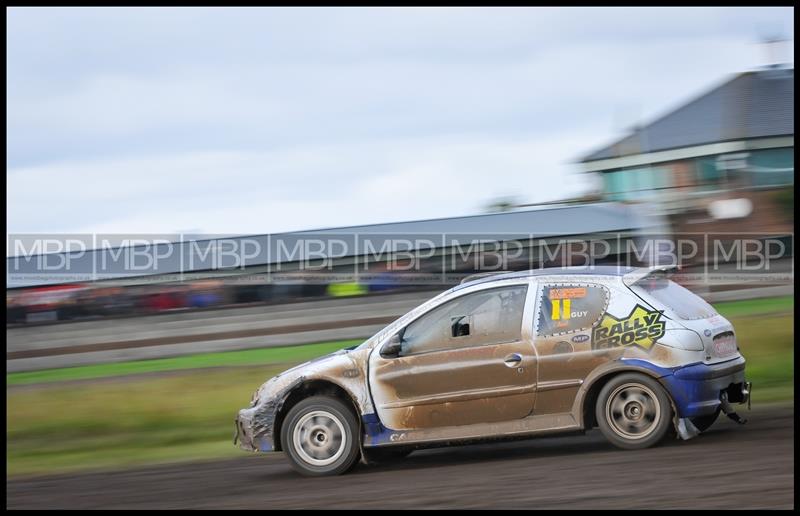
[595, 373, 673, 450]
[363, 447, 413, 464]
[690, 409, 720, 433]
[280, 395, 361, 477]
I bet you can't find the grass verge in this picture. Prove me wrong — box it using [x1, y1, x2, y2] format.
[713, 295, 793, 319]
[7, 340, 362, 386]
[8, 366, 279, 477]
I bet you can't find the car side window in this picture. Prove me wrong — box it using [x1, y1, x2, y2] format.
[400, 285, 528, 356]
[537, 283, 609, 336]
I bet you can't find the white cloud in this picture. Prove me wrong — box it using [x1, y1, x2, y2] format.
[7, 130, 600, 235]
[6, 7, 794, 238]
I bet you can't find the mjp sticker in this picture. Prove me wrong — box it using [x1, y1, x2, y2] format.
[592, 305, 665, 351]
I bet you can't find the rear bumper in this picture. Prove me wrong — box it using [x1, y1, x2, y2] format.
[659, 356, 749, 418]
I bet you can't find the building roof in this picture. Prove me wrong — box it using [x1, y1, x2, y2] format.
[581, 67, 794, 163]
[294, 201, 648, 236]
[7, 202, 666, 288]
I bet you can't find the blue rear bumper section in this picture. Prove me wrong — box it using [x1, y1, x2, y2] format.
[623, 356, 747, 418]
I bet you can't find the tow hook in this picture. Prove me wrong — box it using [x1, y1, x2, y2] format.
[720, 391, 747, 425]
[744, 381, 752, 410]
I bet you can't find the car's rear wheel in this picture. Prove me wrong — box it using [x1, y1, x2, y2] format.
[596, 373, 673, 450]
[281, 396, 360, 476]
[690, 409, 720, 433]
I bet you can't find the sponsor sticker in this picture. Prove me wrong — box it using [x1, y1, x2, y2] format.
[571, 334, 590, 343]
[548, 287, 587, 300]
[592, 304, 665, 351]
[550, 299, 589, 321]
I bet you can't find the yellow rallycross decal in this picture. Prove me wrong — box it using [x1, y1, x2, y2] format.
[592, 304, 665, 351]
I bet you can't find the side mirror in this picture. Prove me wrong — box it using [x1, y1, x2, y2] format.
[381, 332, 403, 358]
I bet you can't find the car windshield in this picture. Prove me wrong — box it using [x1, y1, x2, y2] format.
[631, 275, 717, 320]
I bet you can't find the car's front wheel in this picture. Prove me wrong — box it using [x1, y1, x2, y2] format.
[596, 373, 673, 450]
[281, 396, 360, 476]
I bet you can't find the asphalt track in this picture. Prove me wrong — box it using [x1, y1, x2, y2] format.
[7, 404, 794, 509]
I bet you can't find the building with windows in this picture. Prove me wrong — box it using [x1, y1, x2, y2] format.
[579, 66, 793, 236]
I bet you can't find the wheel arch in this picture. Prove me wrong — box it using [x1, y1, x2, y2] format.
[273, 379, 363, 451]
[576, 364, 674, 430]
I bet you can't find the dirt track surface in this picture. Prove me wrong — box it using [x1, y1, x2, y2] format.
[7, 405, 794, 509]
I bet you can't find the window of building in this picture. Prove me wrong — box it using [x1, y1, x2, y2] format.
[603, 171, 625, 201]
[747, 148, 794, 187]
[694, 156, 727, 190]
[602, 167, 670, 201]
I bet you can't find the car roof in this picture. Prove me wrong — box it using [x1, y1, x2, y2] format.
[453, 265, 638, 291]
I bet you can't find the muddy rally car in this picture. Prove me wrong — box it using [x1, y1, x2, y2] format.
[235, 266, 751, 476]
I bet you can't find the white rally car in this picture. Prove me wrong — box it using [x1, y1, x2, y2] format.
[235, 266, 751, 476]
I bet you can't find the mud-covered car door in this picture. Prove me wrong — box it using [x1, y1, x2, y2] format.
[368, 283, 537, 430]
[532, 282, 613, 414]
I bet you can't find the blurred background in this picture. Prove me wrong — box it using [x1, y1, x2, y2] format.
[6, 6, 794, 508]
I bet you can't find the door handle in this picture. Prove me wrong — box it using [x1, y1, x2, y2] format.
[503, 353, 522, 367]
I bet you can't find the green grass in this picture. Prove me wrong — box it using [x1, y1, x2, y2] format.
[710, 296, 794, 403]
[7, 340, 363, 386]
[713, 295, 793, 319]
[721, 313, 794, 404]
[6, 297, 793, 477]
[7, 339, 363, 477]
[7, 366, 280, 477]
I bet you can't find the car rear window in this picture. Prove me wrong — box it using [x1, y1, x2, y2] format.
[630, 276, 717, 320]
[537, 284, 609, 336]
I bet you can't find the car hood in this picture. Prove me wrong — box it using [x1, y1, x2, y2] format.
[274, 348, 352, 380]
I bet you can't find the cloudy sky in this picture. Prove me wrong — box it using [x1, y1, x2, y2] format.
[7, 6, 794, 237]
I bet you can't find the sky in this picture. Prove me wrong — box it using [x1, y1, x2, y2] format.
[6, 6, 794, 237]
